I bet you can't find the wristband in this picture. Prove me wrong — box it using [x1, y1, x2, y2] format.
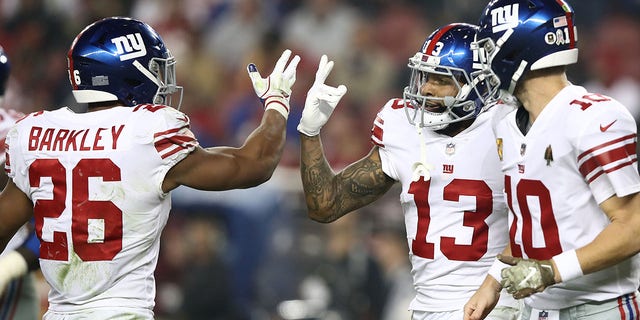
[488, 258, 510, 284]
[264, 96, 289, 119]
[552, 249, 583, 282]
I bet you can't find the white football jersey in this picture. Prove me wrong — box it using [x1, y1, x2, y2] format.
[0, 107, 27, 253]
[494, 85, 640, 309]
[0, 107, 24, 164]
[5, 105, 198, 314]
[372, 99, 511, 311]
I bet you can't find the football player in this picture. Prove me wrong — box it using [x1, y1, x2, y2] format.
[0, 16, 302, 319]
[299, 23, 520, 320]
[464, 1, 640, 319]
[0, 45, 40, 320]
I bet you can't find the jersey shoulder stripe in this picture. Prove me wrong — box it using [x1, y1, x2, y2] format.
[577, 133, 637, 183]
[152, 124, 197, 160]
[370, 98, 405, 148]
[371, 116, 384, 147]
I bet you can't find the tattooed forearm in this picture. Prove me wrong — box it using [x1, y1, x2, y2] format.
[342, 157, 390, 196]
[301, 148, 333, 196]
[300, 135, 393, 222]
[300, 135, 337, 219]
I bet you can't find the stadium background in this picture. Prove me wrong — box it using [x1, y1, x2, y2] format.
[0, 0, 638, 319]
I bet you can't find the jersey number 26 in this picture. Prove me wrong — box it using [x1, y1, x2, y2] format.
[31, 158, 123, 262]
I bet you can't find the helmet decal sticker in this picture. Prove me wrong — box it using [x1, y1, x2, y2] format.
[111, 33, 147, 61]
[490, 3, 520, 33]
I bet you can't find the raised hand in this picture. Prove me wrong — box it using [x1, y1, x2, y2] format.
[247, 49, 300, 118]
[297, 54, 347, 137]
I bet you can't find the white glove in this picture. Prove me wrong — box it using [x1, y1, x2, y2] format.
[297, 55, 347, 136]
[0, 250, 28, 295]
[247, 49, 300, 119]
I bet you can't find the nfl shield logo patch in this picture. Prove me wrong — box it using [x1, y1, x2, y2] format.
[538, 310, 548, 320]
[445, 142, 455, 155]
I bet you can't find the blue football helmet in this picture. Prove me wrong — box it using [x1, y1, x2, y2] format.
[403, 23, 494, 130]
[68, 17, 182, 108]
[0, 46, 9, 98]
[475, 0, 578, 96]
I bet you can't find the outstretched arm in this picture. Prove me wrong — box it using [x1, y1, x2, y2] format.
[163, 50, 299, 192]
[164, 110, 288, 192]
[298, 55, 394, 222]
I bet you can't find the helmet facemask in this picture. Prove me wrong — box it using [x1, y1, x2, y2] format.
[403, 52, 492, 130]
[471, 36, 504, 103]
[143, 54, 183, 109]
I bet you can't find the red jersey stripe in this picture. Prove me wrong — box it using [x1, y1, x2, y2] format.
[160, 145, 188, 159]
[154, 135, 197, 153]
[579, 141, 636, 177]
[577, 134, 636, 161]
[371, 121, 384, 148]
[578, 143, 637, 182]
[154, 126, 186, 139]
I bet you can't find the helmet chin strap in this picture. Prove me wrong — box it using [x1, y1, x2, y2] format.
[411, 121, 433, 182]
[509, 60, 528, 94]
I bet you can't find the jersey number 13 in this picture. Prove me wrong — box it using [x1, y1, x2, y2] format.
[409, 177, 491, 261]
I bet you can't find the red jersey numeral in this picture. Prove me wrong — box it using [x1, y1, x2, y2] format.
[505, 175, 562, 259]
[134, 104, 166, 113]
[31, 158, 123, 261]
[390, 99, 405, 109]
[409, 177, 492, 261]
[569, 93, 611, 111]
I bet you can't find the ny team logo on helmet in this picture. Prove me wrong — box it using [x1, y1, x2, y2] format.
[403, 23, 494, 130]
[475, 0, 578, 96]
[67, 17, 183, 108]
[0, 46, 10, 97]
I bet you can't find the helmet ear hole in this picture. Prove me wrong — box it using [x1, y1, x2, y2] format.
[150, 61, 159, 73]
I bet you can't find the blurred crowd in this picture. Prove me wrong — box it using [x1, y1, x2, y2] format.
[0, 0, 638, 319]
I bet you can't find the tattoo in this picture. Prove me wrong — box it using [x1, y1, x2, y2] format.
[301, 136, 393, 222]
[342, 157, 390, 197]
